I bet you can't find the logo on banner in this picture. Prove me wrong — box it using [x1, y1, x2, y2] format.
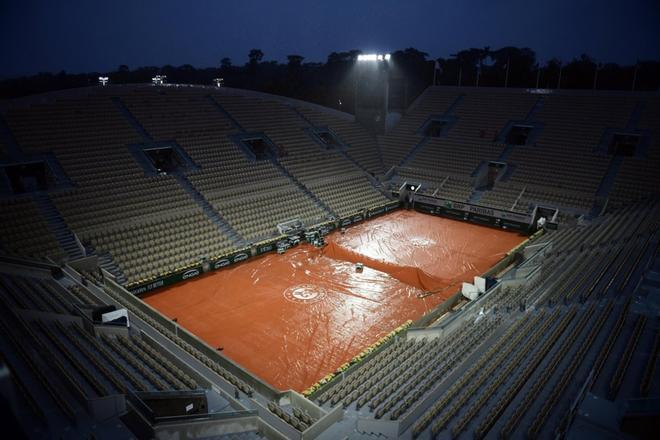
[258, 244, 274, 253]
[284, 285, 327, 304]
[182, 269, 200, 280]
[233, 253, 249, 262]
[214, 259, 231, 269]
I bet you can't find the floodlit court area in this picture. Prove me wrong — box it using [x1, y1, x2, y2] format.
[143, 210, 526, 391]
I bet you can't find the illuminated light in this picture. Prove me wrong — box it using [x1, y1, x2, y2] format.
[98, 76, 109, 86]
[151, 75, 167, 86]
[357, 54, 378, 62]
[357, 53, 391, 62]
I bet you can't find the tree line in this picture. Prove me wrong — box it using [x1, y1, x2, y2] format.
[1, 46, 658, 114]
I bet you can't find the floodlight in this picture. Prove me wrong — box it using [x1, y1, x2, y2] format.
[98, 76, 109, 86]
[151, 75, 167, 86]
[357, 53, 391, 62]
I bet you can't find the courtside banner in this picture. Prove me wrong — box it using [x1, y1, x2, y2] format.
[130, 264, 204, 295]
[253, 236, 285, 256]
[414, 198, 532, 233]
[341, 200, 399, 228]
[414, 195, 533, 223]
[309, 220, 336, 235]
[339, 216, 353, 227]
[366, 201, 398, 218]
[212, 249, 251, 269]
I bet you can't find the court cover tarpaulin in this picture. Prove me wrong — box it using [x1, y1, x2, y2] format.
[144, 210, 525, 391]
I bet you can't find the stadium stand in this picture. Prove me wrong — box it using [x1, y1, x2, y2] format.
[0, 83, 658, 439]
[0, 197, 66, 260]
[609, 97, 660, 208]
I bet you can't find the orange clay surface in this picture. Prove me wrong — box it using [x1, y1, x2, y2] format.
[143, 210, 525, 391]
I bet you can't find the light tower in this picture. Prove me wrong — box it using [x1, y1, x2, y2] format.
[354, 53, 397, 134]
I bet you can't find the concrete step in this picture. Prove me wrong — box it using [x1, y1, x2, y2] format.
[399, 137, 430, 167]
[271, 160, 337, 219]
[112, 97, 152, 141]
[174, 173, 245, 246]
[32, 192, 84, 260]
[207, 95, 245, 132]
[0, 114, 24, 160]
[97, 253, 128, 285]
[468, 189, 486, 204]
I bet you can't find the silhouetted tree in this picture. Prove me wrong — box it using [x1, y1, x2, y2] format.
[563, 54, 597, 89]
[220, 57, 232, 70]
[489, 47, 536, 87]
[287, 55, 304, 68]
[248, 49, 264, 67]
[1, 45, 659, 104]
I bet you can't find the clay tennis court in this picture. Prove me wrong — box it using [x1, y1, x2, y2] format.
[143, 210, 525, 391]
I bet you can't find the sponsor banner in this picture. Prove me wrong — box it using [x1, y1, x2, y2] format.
[415, 201, 530, 233]
[230, 250, 250, 264]
[210, 248, 251, 269]
[130, 265, 203, 295]
[366, 201, 399, 218]
[253, 237, 283, 256]
[384, 201, 399, 211]
[414, 194, 533, 225]
[367, 206, 386, 218]
[181, 267, 201, 280]
[340, 217, 352, 227]
[213, 257, 232, 270]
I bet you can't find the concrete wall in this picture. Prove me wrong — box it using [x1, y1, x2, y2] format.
[154, 414, 261, 440]
[302, 405, 343, 440]
[406, 326, 445, 341]
[287, 390, 326, 420]
[251, 399, 301, 440]
[87, 394, 127, 422]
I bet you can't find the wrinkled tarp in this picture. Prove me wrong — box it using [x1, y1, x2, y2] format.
[144, 210, 525, 391]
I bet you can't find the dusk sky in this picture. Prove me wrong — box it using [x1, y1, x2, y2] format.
[1, 0, 659, 78]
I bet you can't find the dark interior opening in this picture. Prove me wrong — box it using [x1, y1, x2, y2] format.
[144, 147, 183, 173]
[506, 125, 532, 145]
[609, 133, 639, 156]
[318, 131, 341, 149]
[424, 120, 449, 137]
[487, 162, 506, 187]
[244, 138, 272, 160]
[5, 162, 52, 194]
